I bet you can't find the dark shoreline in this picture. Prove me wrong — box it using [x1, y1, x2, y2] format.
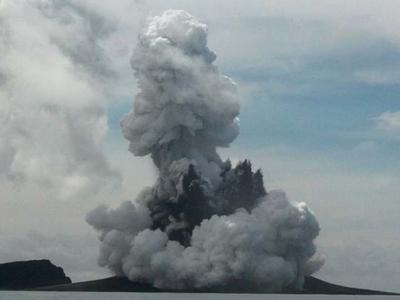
[1, 261, 396, 295]
[35, 276, 399, 295]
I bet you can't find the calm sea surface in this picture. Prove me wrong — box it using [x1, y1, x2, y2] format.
[0, 292, 399, 300]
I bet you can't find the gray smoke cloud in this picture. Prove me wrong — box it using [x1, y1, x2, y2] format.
[0, 0, 121, 198]
[87, 9, 323, 291]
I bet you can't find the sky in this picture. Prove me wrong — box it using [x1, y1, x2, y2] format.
[0, 0, 400, 293]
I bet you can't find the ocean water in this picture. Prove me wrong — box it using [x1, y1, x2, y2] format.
[0, 292, 398, 300]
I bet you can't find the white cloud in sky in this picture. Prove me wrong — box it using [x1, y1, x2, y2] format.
[374, 111, 400, 135]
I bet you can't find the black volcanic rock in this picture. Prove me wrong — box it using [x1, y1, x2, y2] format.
[38, 276, 398, 295]
[0, 259, 71, 290]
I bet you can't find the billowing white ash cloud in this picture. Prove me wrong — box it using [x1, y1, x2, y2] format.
[87, 9, 323, 291]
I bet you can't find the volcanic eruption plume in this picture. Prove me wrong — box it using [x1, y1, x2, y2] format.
[87, 9, 322, 291]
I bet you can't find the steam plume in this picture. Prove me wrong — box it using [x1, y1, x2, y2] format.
[87, 9, 322, 291]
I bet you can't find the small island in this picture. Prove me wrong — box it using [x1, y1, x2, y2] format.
[0, 260, 71, 290]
